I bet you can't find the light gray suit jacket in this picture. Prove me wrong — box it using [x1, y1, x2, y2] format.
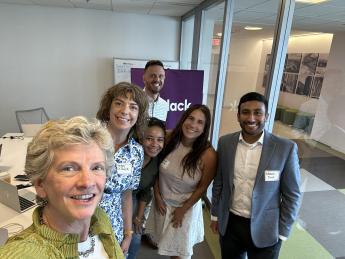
[211, 130, 301, 248]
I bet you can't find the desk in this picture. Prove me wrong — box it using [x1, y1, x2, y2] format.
[0, 135, 34, 233]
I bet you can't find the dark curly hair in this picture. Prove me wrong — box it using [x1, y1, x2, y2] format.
[96, 82, 148, 138]
[139, 117, 166, 144]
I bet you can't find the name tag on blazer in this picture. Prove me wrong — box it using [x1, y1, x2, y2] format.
[264, 170, 280, 181]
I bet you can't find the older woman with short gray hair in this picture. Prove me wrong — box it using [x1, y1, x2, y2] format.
[0, 116, 124, 259]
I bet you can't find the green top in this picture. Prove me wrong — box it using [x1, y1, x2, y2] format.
[0, 207, 124, 259]
[133, 156, 159, 203]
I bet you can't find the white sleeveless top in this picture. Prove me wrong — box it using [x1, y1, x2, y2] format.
[159, 143, 202, 207]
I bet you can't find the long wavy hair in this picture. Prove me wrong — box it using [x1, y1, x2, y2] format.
[160, 104, 211, 178]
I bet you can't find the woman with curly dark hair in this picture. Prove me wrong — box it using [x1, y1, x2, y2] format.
[96, 82, 148, 256]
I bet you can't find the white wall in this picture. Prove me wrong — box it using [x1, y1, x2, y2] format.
[311, 32, 345, 153]
[0, 4, 180, 135]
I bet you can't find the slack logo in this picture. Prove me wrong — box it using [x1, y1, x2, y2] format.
[167, 99, 191, 111]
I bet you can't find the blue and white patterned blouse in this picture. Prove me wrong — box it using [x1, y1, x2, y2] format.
[99, 137, 143, 243]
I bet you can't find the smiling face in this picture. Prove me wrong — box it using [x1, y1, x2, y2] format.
[143, 65, 165, 96]
[237, 100, 268, 143]
[181, 109, 206, 145]
[143, 126, 165, 158]
[35, 142, 106, 225]
[108, 94, 139, 135]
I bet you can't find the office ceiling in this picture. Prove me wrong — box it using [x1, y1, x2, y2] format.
[0, 0, 204, 16]
[1, 0, 345, 32]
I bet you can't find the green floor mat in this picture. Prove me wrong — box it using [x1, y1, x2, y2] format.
[280, 222, 332, 259]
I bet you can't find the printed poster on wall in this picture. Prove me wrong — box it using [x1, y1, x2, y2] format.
[131, 68, 204, 129]
[262, 53, 328, 99]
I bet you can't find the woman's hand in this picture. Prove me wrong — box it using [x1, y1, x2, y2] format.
[133, 216, 143, 234]
[154, 178, 166, 216]
[155, 194, 167, 216]
[121, 190, 133, 255]
[171, 207, 187, 228]
[210, 220, 219, 234]
[121, 234, 132, 255]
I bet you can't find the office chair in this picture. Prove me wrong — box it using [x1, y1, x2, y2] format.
[15, 107, 50, 137]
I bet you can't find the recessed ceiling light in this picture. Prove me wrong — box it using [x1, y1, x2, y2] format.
[296, 0, 329, 3]
[244, 26, 263, 31]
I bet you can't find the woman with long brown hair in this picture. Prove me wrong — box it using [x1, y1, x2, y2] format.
[152, 104, 217, 259]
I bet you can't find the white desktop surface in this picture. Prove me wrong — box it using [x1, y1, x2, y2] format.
[0, 135, 34, 232]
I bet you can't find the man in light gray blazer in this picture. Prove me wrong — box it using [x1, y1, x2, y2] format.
[211, 92, 301, 259]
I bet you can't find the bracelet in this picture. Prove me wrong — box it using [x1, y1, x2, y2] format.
[124, 229, 133, 237]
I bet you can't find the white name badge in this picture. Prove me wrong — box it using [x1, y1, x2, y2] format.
[161, 159, 170, 169]
[265, 170, 280, 181]
[117, 163, 133, 175]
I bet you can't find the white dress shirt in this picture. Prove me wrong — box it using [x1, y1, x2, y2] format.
[230, 132, 264, 218]
[144, 89, 169, 121]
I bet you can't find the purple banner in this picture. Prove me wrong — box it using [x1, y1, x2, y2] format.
[131, 68, 204, 129]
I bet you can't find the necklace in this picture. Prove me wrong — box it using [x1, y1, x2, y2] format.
[39, 210, 96, 258]
[78, 234, 96, 258]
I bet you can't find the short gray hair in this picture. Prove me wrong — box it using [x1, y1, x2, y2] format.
[25, 116, 114, 184]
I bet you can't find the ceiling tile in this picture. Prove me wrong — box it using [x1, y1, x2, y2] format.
[0, 0, 34, 5]
[243, 0, 279, 13]
[294, 3, 345, 17]
[234, 0, 271, 11]
[323, 0, 345, 8]
[150, 3, 193, 16]
[126, 0, 154, 2]
[32, 0, 73, 7]
[0, 0, 344, 31]
[234, 10, 276, 20]
[156, 0, 202, 4]
[69, 0, 111, 9]
[113, 2, 152, 14]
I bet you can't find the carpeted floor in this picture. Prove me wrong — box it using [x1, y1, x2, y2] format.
[290, 139, 345, 258]
[294, 139, 333, 159]
[300, 156, 345, 189]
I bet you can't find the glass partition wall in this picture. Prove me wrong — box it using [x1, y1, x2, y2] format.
[181, 0, 345, 258]
[198, 2, 225, 110]
[218, 0, 280, 137]
[272, 1, 345, 258]
[180, 16, 195, 70]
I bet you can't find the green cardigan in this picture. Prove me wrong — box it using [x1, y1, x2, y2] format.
[0, 207, 124, 259]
